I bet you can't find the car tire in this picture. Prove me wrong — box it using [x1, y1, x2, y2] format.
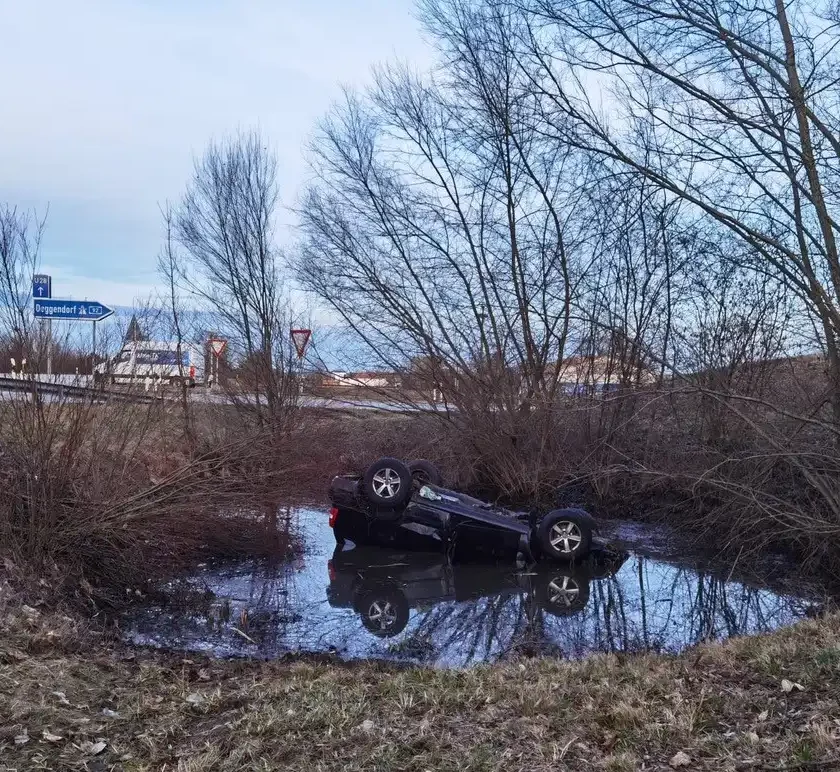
[537, 509, 594, 561]
[537, 572, 590, 616]
[362, 457, 413, 509]
[407, 459, 443, 487]
[356, 586, 410, 637]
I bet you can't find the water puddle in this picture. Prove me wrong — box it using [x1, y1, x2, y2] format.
[123, 508, 824, 667]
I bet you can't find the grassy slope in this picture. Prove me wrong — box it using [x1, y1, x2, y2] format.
[2, 604, 840, 772]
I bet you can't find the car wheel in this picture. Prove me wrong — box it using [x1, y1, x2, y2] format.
[537, 509, 593, 561]
[356, 587, 410, 637]
[407, 459, 443, 487]
[537, 573, 590, 616]
[363, 457, 413, 509]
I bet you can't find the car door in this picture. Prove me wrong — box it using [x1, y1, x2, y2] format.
[367, 501, 448, 553]
[448, 509, 524, 562]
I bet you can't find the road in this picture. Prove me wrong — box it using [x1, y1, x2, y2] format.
[0, 375, 443, 413]
[194, 389, 442, 413]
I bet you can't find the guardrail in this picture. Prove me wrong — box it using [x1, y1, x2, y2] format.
[0, 376, 156, 404]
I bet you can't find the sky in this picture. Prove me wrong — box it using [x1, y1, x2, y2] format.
[0, 0, 434, 307]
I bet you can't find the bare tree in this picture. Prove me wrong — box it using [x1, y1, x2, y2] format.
[300, 13, 601, 399]
[677, 260, 794, 443]
[172, 131, 298, 426]
[298, 0, 840, 568]
[513, 0, 840, 423]
[158, 204, 196, 444]
[0, 204, 47, 365]
[297, 1, 625, 498]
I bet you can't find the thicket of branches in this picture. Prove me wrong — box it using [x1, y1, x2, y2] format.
[298, 0, 840, 569]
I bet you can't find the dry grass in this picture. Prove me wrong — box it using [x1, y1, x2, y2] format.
[2, 588, 840, 771]
[0, 394, 304, 593]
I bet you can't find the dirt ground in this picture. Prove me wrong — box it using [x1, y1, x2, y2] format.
[2, 593, 839, 772]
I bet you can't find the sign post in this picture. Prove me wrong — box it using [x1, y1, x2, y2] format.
[208, 338, 227, 389]
[32, 275, 52, 375]
[290, 329, 312, 396]
[32, 275, 52, 299]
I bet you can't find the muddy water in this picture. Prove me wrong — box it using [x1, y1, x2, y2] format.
[123, 508, 823, 667]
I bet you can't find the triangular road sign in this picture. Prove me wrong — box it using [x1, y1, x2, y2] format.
[290, 328, 311, 359]
[208, 338, 227, 358]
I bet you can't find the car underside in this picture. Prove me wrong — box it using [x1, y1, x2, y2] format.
[328, 457, 604, 566]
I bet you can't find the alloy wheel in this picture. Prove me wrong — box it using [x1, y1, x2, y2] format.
[549, 521, 583, 554]
[367, 600, 398, 631]
[372, 468, 401, 499]
[546, 576, 580, 607]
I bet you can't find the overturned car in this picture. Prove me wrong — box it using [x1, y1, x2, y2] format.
[328, 457, 602, 565]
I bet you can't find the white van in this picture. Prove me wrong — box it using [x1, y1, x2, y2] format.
[94, 341, 206, 387]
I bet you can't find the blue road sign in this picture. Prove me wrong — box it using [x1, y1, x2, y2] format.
[33, 298, 114, 322]
[33, 274, 52, 298]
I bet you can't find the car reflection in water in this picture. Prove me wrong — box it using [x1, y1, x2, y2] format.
[328, 543, 628, 639]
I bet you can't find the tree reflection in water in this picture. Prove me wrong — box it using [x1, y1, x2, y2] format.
[123, 509, 818, 667]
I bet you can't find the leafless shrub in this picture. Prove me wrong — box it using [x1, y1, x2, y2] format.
[0, 386, 301, 591]
[0, 203, 302, 592]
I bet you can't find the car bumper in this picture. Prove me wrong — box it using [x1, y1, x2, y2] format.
[329, 475, 363, 508]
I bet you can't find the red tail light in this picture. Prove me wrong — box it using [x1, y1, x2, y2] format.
[328, 507, 339, 528]
[328, 559, 336, 582]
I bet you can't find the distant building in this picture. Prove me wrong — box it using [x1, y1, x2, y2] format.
[552, 355, 656, 388]
[319, 370, 401, 389]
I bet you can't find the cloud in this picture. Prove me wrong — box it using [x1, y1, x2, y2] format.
[37, 264, 157, 308]
[0, 0, 432, 300]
